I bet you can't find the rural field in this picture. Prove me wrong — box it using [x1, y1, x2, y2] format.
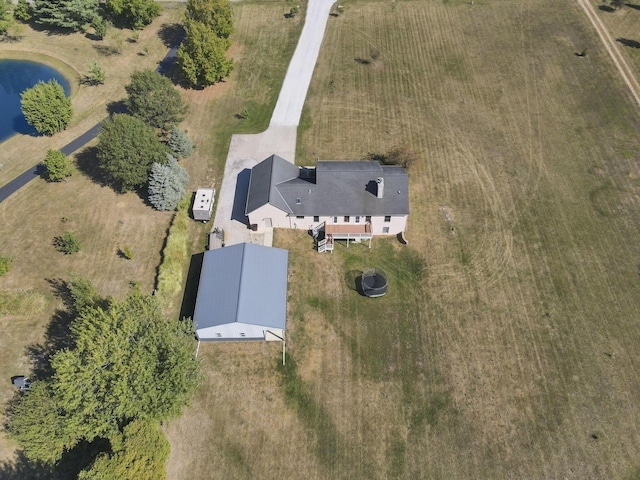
[592, 0, 640, 78]
[165, 0, 640, 479]
[0, 0, 303, 470]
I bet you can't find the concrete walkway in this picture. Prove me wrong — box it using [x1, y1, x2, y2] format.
[210, 0, 336, 248]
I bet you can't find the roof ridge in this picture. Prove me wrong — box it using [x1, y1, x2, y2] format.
[234, 243, 247, 324]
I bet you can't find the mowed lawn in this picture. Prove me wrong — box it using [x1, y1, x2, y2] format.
[166, 1, 640, 479]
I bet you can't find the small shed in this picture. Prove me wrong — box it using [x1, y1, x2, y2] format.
[193, 188, 215, 222]
[193, 243, 288, 341]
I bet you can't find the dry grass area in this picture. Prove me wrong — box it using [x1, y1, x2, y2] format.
[166, 1, 640, 478]
[590, 0, 640, 79]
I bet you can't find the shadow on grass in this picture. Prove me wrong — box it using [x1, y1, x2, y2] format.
[0, 450, 57, 480]
[598, 5, 616, 12]
[179, 252, 204, 320]
[158, 23, 183, 48]
[627, 3, 640, 10]
[344, 269, 364, 294]
[74, 146, 110, 188]
[617, 37, 640, 48]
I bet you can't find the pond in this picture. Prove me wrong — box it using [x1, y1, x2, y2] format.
[0, 59, 71, 143]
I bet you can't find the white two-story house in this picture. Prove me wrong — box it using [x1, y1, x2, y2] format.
[245, 155, 409, 245]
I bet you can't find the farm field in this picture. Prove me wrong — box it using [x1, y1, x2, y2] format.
[0, 0, 304, 470]
[165, 0, 640, 479]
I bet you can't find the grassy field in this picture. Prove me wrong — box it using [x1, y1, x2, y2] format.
[165, 1, 640, 478]
[0, 0, 303, 467]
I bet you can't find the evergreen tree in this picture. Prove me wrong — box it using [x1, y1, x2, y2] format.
[97, 114, 168, 192]
[20, 80, 73, 136]
[185, 0, 234, 38]
[167, 126, 194, 158]
[177, 19, 233, 87]
[33, 0, 100, 31]
[125, 70, 188, 131]
[13, 0, 32, 22]
[0, 0, 13, 35]
[43, 149, 73, 181]
[148, 154, 190, 211]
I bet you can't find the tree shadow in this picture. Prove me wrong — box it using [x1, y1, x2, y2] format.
[91, 44, 121, 56]
[354, 57, 371, 65]
[74, 146, 110, 188]
[179, 252, 204, 320]
[106, 99, 128, 115]
[627, 3, 640, 10]
[617, 37, 640, 48]
[598, 5, 616, 11]
[158, 23, 183, 48]
[0, 450, 58, 480]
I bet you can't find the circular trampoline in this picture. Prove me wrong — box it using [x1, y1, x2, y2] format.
[361, 268, 388, 297]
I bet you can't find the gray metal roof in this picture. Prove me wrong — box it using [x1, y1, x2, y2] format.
[193, 243, 288, 339]
[245, 155, 299, 215]
[246, 158, 409, 216]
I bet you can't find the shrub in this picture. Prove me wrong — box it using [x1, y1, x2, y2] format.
[43, 149, 73, 181]
[20, 80, 73, 136]
[92, 16, 109, 40]
[0, 255, 11, 276]
[14, 0, 32, 22]
[53, 232, 81, 254]
[167, 126, 194, 158]
[121, 246, 134, 260]
[83, 61, 106, 85]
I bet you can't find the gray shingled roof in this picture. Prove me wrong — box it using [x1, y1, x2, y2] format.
[246, 158, 409, 216]
[245, 155, 299, 215]
[193, 243, 288, 334]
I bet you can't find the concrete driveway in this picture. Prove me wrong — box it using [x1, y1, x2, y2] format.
[210, 0, 336, 248]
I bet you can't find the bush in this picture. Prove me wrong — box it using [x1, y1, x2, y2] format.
[105, 0, 160, 29]
[0, 256, 11, 276]
[167, 126, 194, 158]
[20, 80, 73, 136]
[148, 154, 189, 211]
[53, 232, 81, 254]
[121, 246, 134, 260]
[43, 149, 73, 181]
[83, 61, 106, 85]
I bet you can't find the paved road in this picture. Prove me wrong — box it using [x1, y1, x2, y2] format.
[210, 0, 336, 247]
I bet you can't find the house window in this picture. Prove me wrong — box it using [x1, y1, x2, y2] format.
[366, 216, 371, 223]
[314, 216, 319, 222]
[355, 216, 360, 223]
[296, 215, 304, 219]
[333, 216, 338, 223]
[344, 215, 350, 222]
[384, 215, 391, 222]
[296, 198, 301, 205]
[240, 333, 246, 337]
[383, 227, 390, 233]
[216, 333, 221, 337]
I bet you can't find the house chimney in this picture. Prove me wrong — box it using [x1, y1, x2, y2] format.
[376, 177, 384, 198]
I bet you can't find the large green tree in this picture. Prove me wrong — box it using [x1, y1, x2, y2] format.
[185, 0, 233, 38]
[20, 80, 73, 136]
[148, 155, 190, 211]
[97, 114, 168, 192]
[0, 0, 14, 35]
[43, 149, 73, 181]
[78, 420, 170, 480]
[106, 0, 160, 29]
[125, 70, 188, 131]
[7, 287, 201, 464]
[33, 0, 99, 31]
[177, 19, 233, 88]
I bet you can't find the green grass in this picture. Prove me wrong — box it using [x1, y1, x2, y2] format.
[0, 291, 47, 316]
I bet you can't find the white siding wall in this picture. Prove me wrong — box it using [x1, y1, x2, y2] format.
[247, 204, 290, 228]
[370, 215, 407, 235]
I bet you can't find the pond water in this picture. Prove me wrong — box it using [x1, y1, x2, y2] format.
[0, 59, 71, 143]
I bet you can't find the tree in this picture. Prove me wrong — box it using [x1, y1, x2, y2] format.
[185, 0, 233, 38]
[0, 0, 14, 35]
[177, 19, 233, 87]
[6, 286, 201, 467]
[97, 114, 168, 192]
[78, 420, 169, 480]
[20, 80, 73, 136]
[53, 232, 81, 254]
[167, 126, 194, 158]
[125, 70, 188, 131]
[33, 0, 100, 31]
[13, 0, 32, 22]
[148, 154, 190, 211]
[92, 15, 110, 40]
[43, 149, 73, 182]
[83, 61, 106, 85]
[105, 0, 160, 29]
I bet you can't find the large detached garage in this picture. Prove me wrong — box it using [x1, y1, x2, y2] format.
[193, 243, 288, 341]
